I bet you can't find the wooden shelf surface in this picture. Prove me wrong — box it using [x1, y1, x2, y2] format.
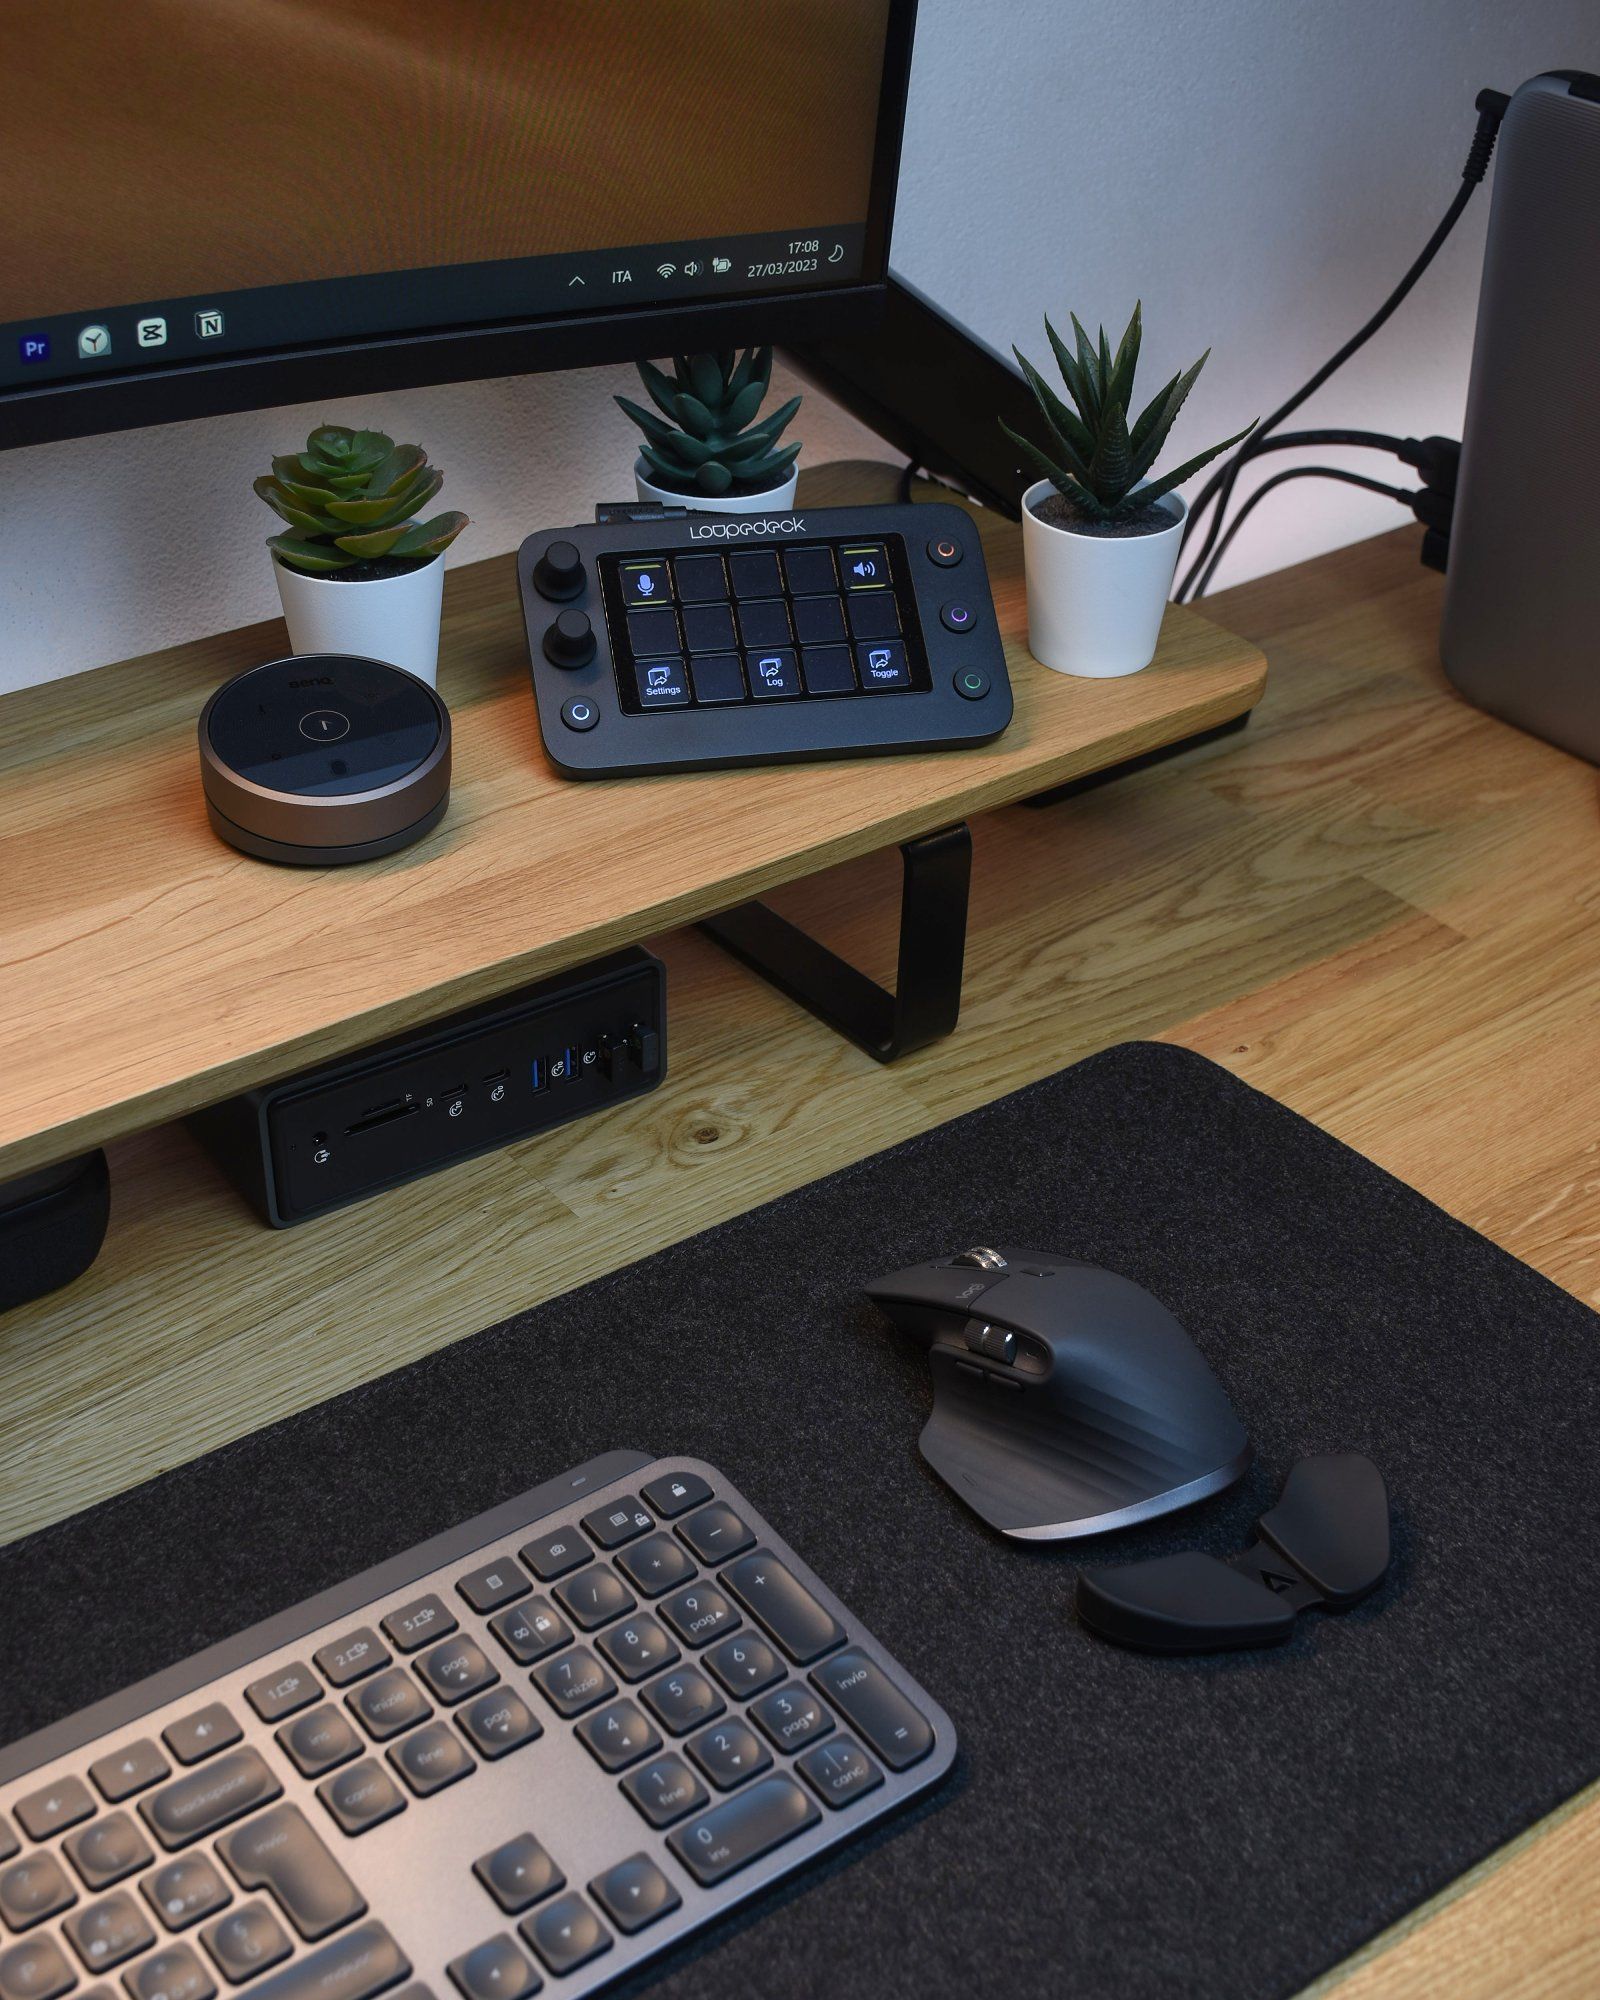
[0, 463, 1262, 1179]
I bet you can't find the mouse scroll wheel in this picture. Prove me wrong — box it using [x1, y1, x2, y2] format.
[953, 1247, 1008, 1272]
[966, 1322, 1017, 1365]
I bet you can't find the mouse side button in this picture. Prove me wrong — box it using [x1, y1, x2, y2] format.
[1076, 1552, 1296, 1653]
[1256, 1453, 1390, 1605]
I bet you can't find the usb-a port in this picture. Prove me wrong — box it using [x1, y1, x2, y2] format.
[530, 1057, 545, 1091]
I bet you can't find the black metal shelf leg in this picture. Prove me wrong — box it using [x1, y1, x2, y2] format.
[698, 822, 972, 1063]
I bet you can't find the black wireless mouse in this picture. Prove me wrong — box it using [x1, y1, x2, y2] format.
[865, 1246, 1251, 1539]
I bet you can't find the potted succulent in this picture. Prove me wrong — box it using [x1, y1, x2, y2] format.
[254, 425, 469, 686]
[617, 348, 802, 513]
[1001, 304, 1253, 677]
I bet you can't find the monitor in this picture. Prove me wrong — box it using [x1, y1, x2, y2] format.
[0, 0, 915, 451]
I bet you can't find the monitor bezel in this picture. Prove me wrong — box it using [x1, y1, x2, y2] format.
[0, 0, 917, 452]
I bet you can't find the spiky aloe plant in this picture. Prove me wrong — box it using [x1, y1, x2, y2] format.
[617, 348, 801, 498]
[255, 425, 469, 575]
[1001, 303, 1254, 523]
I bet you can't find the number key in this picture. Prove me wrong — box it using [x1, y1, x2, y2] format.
[314, 1628, 390, 1688]
[619, 1754, 708, 1830]
[596, 1617, 677, 1684]
[575, 1701, 661, 1774]
[750, 1684, 834, 1754]
[381, 1594, 456, 1654]
[244, 1664, 320, 1724]
[659, 1583, 739, 1649]
[0, 1852, 76, 1930]
[531, 1648, 614, 1719]
[62, 1890, 155, 1971]
[0, 1935, 75, 2000]
[704, 1634, 783, 1699]
[140, 1853, 230, 1931]
[640, 1668, 723, 1737]
[126, 1943, 218, 2000]
[686, 1720, 770, 1792]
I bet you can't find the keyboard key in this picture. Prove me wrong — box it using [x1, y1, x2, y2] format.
[277, 1706, 362, 1780]
[847, 590, 902, 640]
[314, 1630, 390, 1689]
[346, 1670, 431, 1743]
[640, 1471, 713, 1518]
[687, 1719, 770, 1792]
[666, 1775, 819, 1887]
[0, 1936, 75, 2000]
[617, 559, 669, 608]
[315, 1763, 405, 1839]
[676, 1503, 754, 1565]
[792, 596, 847, 645]
[840, 542, 889, 589]
[620, 1755, 708, 1831]
[658, 1583, 739, 1649]
[810, 1650, 935, 1770]
[519, 1894, 610, 1979]
[91, 1743, 169, 1805]
[588, 1856, 680, 1937]
[486, 1600, 570, 1667]
[679, 603, 737, 653]
[240, 1922, 408, 2000]
[687, 653, 745, 705]
[552, 1566, 634, 1631]
[516, 1531, 587, 1582]
[455, 1562, 529, 1615]
[596, 1616, 678, 1683]
[200, 1901, 291, 1983]
[141, 1750, 282, 1852]
[245, 1666, 321, 1725]
[745, 649, 802, 698]
[446, 1939, 538, 2000]
[856, 639, 913, 689]
[579, 1498, 653, 1550]
[0, 1852, 76, 1929]
[721, 1552, 847, 1665]
[0, 1813, 16, 1861]
[736, 600, 792, 650]
[380, 1595, 456, 1655]
[386, 1724, 472, 1799]
[634, 658, 690, 709]
[530, 1648, 614, 1719]
[141, 1853, 231, 1931]
[15, 1776, 95, 1841]
[671, 554, 727, 602]
[64, 1813, 152, 1890]
[614, 1532, 696, 1597]
[782, 546, 838, 596]
[797, 1736, 884, 1809]
[455, 1690, 541, 1761]
[625, 607, 679, 657]
[801, 645, 857, 694]
[575, 1701, 660, 1774]
[727, 551, 781, 599]
[164, 1706, 242, 1767]
[640, 1666, 723, 1736]
[126, 1944, 216, 2000]
[63, 1891, 156, 1971]
[472, 1837, 563, 1917]
[414, 1638, 497, 1706]
[704, 1633, 783, 1699]
[216, 1805, 365, 1943]
[750, 1684, 834, 1754]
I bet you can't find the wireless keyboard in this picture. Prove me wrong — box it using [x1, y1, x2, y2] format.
[516, 502, 1012, 776]
[0, 1452, 955, 2000]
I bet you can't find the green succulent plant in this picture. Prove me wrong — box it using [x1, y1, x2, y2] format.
[616, 348, 801, 497]
[255, 425, 469, 575]
[1001, 302, 1255, 521]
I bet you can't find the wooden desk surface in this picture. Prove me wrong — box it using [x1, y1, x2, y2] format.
[0, 463, 1262, 1180]
[1, 478, 1596, 1997]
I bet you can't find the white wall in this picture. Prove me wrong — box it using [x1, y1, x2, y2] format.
[3, 0, 1595, 696]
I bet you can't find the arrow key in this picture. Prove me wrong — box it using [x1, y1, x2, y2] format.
[519, 1893, 611, 1978]
[472, 1836, 563, 1917]
[588, 1856, 680, 1937]
[446, 1936, 540, 2000]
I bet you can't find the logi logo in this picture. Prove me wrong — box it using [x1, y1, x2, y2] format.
[686, 516, 806, 539]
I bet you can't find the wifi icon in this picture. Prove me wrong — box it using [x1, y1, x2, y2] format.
[656, 262, 677, 279]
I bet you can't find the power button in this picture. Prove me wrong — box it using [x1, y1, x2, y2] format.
[953, 667, 991, 701]
[926, 534, 963, 568]
[561, 697, 600, 732]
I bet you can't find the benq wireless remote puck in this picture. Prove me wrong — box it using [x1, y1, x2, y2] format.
[198, 653, 451, 865]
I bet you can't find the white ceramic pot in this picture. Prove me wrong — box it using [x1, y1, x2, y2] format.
[634, 457, 799, 515]
[273, 552, 446, 687]
[1020, 479, 1185, 678]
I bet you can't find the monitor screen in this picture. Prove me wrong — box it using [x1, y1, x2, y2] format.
[1, 0, 911, 447]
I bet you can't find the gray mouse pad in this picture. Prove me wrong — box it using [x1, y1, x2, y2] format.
[3, 1041, 1598, 1999]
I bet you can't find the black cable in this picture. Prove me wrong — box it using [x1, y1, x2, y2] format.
[897, 459, 920, 503]
[1174, 88, 1508, 603]
[1189, 465, 1415, 599]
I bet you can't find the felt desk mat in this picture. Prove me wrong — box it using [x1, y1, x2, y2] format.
[4, 1041, 1599, 1999]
